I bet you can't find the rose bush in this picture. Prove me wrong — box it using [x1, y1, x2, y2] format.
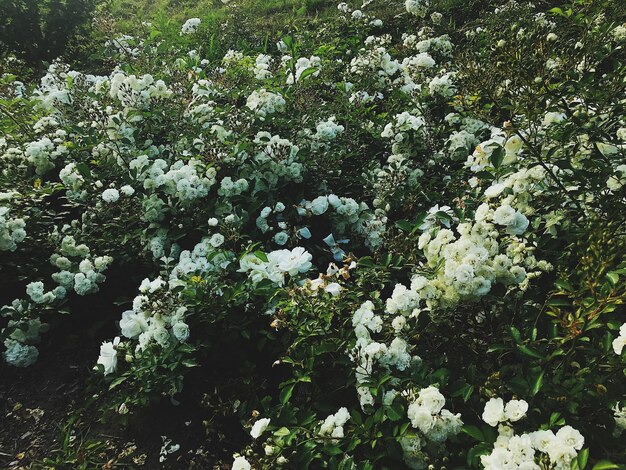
[1, 0, 625, 468]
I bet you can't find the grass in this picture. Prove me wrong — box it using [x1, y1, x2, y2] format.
[99, 0, 335, 33]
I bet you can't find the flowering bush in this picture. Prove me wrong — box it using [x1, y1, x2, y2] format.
[1, 0, 626, 468]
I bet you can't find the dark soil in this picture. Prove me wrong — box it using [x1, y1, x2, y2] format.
[0, 268, 243, 469]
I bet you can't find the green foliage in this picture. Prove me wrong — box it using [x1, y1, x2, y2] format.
[1, 0, 626, 468]
[0, 0, 97, 66]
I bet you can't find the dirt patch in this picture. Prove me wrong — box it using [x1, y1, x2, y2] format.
[0, 269, 242, 469]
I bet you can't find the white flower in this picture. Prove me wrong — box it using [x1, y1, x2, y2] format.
[504, 135, 522, 156]
[102, 188, 120, 203]
[172, 322, 190, 342]
[613, 335, 626, 355]
[484, 183, 506, 198]
[120, 185, 135, 196]
[97, 337, 120, 375]
[529, 429, 555, 452]
[320, 407, 350, 437]
[119, 310, 147, 338]
[209, 233, 225, 247]
[542, 112, 566, 127]
[507, 212, 529, 235]
[310, 196, 329, 215]
[4, 339, 39, 367]
[274, 247, 312, 276]
[493, 205, 516, 226]
[232, 456, 251, 470]
[504, 399, 528, 422]
[324, 282, 342, 296]
[274, 231, 289, 245]
[482, 397, 505, 427]
[246, 89, 286, 118]
[407, 404, 435, 433]
[555, 425, 584, 450]
[181, 18, 201, 34]
[417, 386, 446, 414]
[250, 417, 271, 439]
[405, 0, 428, 17]
[392, 315, 406, 333]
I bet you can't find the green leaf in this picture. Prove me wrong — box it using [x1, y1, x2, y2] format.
[554, 278, 573, 291]
[253, 250, 268, 262]
[549, 412, 564, 426]
[509, 326, 522, 343]
[274, 427, 291, 437]
[548, 297, 571, 307]
[606, 272, 619, 286]
[489, 146, 505, 168]
[462, 424, 484, 441]
[530, 370, 544, 396]
[75, 162, 91, 178]
[395, 220, 413, 232]
[280, 383, 295, 405]
[358, 257, 375, 268]
[108, 375, 127, 390]
[548, 7, 564, 16]
[467, 443, 490, 467]
[592, 461, 619, 470]
[577, 448, 589, 469]
[298, 67, 319, 81]
[323, 444, 344, 456]
[462, 384, 474, 402]
[386, 401, 404, 422]
[517, 344, 544, 359]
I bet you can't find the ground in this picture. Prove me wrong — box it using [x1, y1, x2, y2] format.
[0, 274, 242, 469]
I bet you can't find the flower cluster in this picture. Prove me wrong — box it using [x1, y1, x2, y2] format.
[481, 424, 585, 470]
[482, 397, 529, 427]
[386, 213, 548, 313]
[0, 205, 26, 251]
[319, 407, 351, 439]
[1, 0, 625, 468]
[180, 18, 201, 34]
[406, 386, 463, 441]
[238, 247, 313, 286]
[246, 88, 286, 118]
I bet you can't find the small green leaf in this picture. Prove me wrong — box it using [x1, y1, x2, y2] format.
[386, 401, 404, 422]
[577, 448, 589, 469]
[548, 297, 571, 307]
[108, 375, 127, 390]
[592, 461, 619, 470]
[531, 370, 544, 395]
[606, 272, 619, 286]
[274, 427, 291, 437]
[509, 326, 522, 343]
[517, 345, 544, 359]
[490, 146, 505, 168]
[280, 383, 295, 405]
[395, 220, 413, 232]
[298, 67, 319, 81]
[358, 257, 375, 268]
[462, 425, 484, 441]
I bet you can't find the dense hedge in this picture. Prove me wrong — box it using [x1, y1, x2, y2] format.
[1, 0, 625, 468]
